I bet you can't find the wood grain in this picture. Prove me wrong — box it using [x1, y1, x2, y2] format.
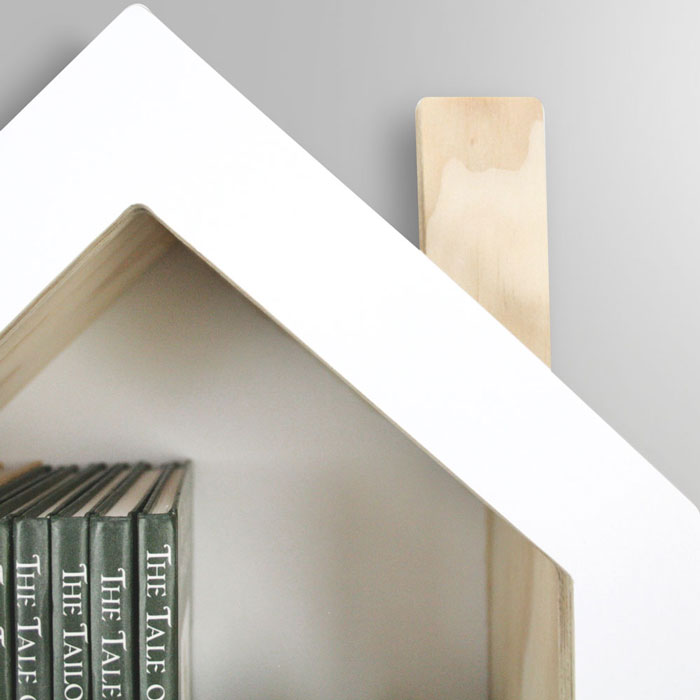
[416, 97, 573, 700]
[417, 97, 551, 365]
[487, 513, 573, 700]
[0, 207, 174, 410]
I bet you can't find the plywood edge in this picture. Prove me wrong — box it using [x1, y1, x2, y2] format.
[416, 96, 573, 700]
[487, 513, 573, 700]
[0, 206, 175, 409]
[415, 98, 429, 252]
[557, 563, 574, 700]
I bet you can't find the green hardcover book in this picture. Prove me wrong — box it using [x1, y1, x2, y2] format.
[90, 465, 161, 700]
[0, 468, 77, 700]
[13, 465, 105, 700]
[137, 463, 192, 700]
[50, 464, 130, 700]
[0, 465, 51, 505]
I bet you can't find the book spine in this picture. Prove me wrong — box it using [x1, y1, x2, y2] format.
[178, 471, 193, 700]
[0, 520, 13, 700]
[14, 517, 52, 700]
[89, 517, 136, 700]
[51, 517, 90, 700]
[138, 513, 178, 699]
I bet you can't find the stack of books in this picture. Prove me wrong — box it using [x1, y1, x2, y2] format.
[0, 460, 191, 700]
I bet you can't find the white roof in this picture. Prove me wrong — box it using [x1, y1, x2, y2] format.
[0, 6, 698, 698]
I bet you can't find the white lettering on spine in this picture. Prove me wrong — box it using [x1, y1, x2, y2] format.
[62, 565, 87, 616]
[16, 555, 43, 692]
[17, 615, 42, 684]
[62, 623, 88, 699]
[145, 545, 173, 695]
[100, 568, 128, 697]
[100, 568, 126, 622]
[101, 630, 127, 698]
[59, 562, 89, 698]
[16, 555, 40, 607]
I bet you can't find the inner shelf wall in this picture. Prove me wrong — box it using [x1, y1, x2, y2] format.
[0, 243, 488, 700]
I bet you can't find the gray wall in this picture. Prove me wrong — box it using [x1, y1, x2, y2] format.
[2, 0, 699, 506]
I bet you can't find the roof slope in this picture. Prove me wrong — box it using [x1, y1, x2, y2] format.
[0, 7, 698, 698]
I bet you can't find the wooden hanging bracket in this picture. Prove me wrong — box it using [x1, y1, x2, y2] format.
[416, 96, 573, 700]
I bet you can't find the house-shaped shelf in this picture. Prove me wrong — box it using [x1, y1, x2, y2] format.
[0, 7, 698, 699]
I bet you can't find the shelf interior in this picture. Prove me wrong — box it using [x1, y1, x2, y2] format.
[0, 234, 490, 699]
[0, 208, 573, 699]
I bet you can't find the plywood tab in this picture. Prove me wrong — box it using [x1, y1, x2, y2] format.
[416, 97, 550, 366]
[416, 97, 573, 700]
